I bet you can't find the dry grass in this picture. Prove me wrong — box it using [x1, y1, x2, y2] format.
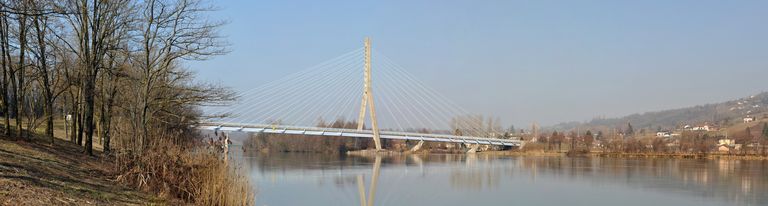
[0, 114, 258, 205]
[114, 137, 254, 205]
[519, 142, 556, 152]
[0, 133, 162, 205]
[193, 153, 254, 206]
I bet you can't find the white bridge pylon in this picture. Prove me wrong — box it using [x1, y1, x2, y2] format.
[203, 38, 521, 149]
[357, 37, 382, 150]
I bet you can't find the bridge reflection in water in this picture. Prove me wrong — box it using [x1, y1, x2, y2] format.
[234, 149, 768, 206]
[356, 155, 380, 206]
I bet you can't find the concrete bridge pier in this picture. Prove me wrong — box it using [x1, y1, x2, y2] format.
[466, 144, 480, 154]
[409, 140, 425, 152]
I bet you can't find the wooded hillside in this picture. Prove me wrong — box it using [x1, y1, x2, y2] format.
[551, 92, 768, 132]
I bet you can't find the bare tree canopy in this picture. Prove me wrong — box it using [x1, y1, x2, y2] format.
[0, 0, 233, 154]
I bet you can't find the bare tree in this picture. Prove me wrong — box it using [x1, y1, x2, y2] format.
[29, 1, 54, 142]
[0, 0, 232, 158]
[131, 0, 228, 150]
[63, 0, 133, 155]
[98, 38, 131, 153]
[14, 0, 29, 140]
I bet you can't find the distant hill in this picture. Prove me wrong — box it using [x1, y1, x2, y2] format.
[550, 92, 768, 132]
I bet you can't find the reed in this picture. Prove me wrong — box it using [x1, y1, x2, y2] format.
[114, 135, 254, 205]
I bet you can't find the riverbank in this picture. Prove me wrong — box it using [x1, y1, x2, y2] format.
[482, 150, 768, 160]
[0, 136, 163, 205]
[1, 121, 255, 205]
[244, 133, 768, 161]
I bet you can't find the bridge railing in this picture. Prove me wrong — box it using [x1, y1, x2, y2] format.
[199, 122, 521, 146]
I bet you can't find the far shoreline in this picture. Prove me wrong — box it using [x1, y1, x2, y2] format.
[338, 149, 768, 161]
[468, 150, 768, 160]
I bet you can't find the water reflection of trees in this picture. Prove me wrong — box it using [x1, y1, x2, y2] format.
[242, 152, 768, 205]
[449, 168, 501, 190]
[243, 152, 483, 173]
[518, 157, 768, 205]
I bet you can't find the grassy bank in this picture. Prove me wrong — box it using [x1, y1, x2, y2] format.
[1, 119, 255, 205]
[0, 134, 163, 205]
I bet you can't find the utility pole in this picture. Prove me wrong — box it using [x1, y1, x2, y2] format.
[357, 37, 382, 150]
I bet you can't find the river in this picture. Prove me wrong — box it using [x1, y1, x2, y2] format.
[231, 149, 767, 206]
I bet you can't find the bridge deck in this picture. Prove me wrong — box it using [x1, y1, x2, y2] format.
[199, 123, 521, 147]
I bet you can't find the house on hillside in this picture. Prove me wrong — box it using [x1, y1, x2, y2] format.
[685, 123, 717, 131]
[718, 138, 735, 146]
[744, 116, 756, 123]
[656, 131, 672, 137]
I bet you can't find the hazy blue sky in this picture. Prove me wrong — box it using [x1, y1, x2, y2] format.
[192, 0, 768, 127]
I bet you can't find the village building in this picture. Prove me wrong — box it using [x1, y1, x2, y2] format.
[656, 131, 672, 137]
[684, 123, 718, 131]
[718, 138, 735, 146]
[717, 138, 739, 153]
[718, 145, 730, 153]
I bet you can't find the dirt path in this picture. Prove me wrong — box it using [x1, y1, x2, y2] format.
[0, 136, 163, 205]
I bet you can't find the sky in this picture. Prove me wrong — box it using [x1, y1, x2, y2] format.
[191, 0, 768, 127]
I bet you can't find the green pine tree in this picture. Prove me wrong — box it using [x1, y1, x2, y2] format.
[625, 122, 634, 136]
[762, 122, 768, 138]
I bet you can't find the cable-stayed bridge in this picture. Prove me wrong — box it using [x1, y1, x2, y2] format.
[202, 38, 521, 150]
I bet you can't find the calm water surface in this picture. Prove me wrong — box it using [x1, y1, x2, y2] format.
[233, 150, 768, 206]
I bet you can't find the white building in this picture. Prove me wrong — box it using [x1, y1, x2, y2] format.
[656, 131, 671, 137]
[687, 124, 716, 131]
[718, 139, 735, 146]
[692, 125, 711, 131]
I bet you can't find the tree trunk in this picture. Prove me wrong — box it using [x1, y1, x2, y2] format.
[71, 95, 78, 142]
[0, 15, 9, 137]
[33, 14, 54, 144]
[100, 97, 113, 153]
[0, 51, 6, 137]
[100, 74, 117, 153]
[15, 13, 26, 140]
[84, 71, 96, 155]
[76, 88, 83, 146]
[141, 100, 149, 149]
[8, 53, 17, 139]
[45, 94, 53, 143]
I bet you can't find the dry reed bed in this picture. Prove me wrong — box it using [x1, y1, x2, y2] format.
[115, 138, 254, 205]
